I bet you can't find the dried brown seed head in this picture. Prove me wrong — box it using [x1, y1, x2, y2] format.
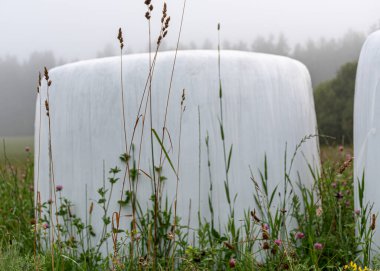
[262, 242, 270, 250]
[48, 80, 52, 87]
[117, 28, 124, 49]
[251, 209, 261, 223]
[224, 242, 235, 250]
[44, 67, 49, 80]
[89, 202, 94, 215]
[371, 214, 376, 230]
[38, 72, 42, 87]
[149, 4, 153, 11]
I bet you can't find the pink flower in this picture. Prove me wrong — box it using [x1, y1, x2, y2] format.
[336, 192, 344, 200]
[229, 258, 236, 268]
[314, 243, 323, 250]
[56, 185, 63, 192]
[295, 232, 305, 239]
[316, 207, 323, 216]
[25, 146, 30, 152]
[355, 209, 361, 216]
[346, 153, 352, 160]
[331, 182, 337, 189]
[43, 223, 49, 229]
[262, 224, 269, 231]
[345, 200, 350, 207]
[339, 145, 344, 152]
[274, 239, 282, 246]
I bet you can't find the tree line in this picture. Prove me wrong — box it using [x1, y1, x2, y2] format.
[0, 27, 374, 137]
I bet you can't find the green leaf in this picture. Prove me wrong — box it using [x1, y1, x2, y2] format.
[152, 128, 177, 177]
[227, 144, 233, 173]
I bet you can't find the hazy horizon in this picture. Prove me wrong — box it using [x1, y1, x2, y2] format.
[1, 0, 380, 62]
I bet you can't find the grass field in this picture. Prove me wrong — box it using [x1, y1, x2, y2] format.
[1, 141, 377, 270]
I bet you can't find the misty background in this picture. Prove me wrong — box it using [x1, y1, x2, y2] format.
[1, 0, 380, 141]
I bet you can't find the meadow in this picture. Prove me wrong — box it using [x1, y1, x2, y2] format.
[0, 141, 378, 270]
[0, 2, 378, 271]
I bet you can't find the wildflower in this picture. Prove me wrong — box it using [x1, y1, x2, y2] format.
[346, 153, 352, 160]
[229, 258, 236, 268]
[331, 182, 337, 189]
[56, 185, 63, 191]
[262, 241, 270, 250]
[43, 223, 49, 229]
[25, 146, 30, 152]
[339, 145, 344, 152]
[262, 223, 270, 240]
[274, 239, 282, 246]
[295, 232, 305, 239]
[345, 200, 350, 207]
[336, 191, 344, 200]
[355, 209, 361, 216]
[314, 243, 323, 250]
[316, 206, 323, 217]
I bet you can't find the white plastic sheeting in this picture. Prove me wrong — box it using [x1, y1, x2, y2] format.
[35, 50, 319, 243]
[355, 31, 380, 252]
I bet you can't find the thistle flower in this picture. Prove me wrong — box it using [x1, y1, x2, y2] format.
[336, 191, 344, 200]
[56, 185, 63, 192]
[314, 243, 323, 250]
[295, 232, 305, 239]
[274, 239, 282, 246]
[229, 258, 236, 268]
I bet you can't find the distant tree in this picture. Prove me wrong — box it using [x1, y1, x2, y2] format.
[202, 39, 213, 49]
[188, 41, 198, 50]
[0, 51, 58, 136]
[251, 34, 290, 56]
[222, 40, 232, 50]
[292, 30, 364, 86]
[314, 62, 357, 145]
[96, 43, 118, 58]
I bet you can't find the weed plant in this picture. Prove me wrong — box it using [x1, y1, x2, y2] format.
[0, 1, 378, 270]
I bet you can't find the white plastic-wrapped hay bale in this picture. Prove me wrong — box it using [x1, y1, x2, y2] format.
[35, 50, 319, 244]
[355, 31, 380, 252]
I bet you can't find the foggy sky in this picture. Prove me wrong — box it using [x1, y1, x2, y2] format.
[1, 0, 380, 61]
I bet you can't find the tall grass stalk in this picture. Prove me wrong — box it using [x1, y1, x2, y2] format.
[33, 72, 42, 271]
[44, 67, 61, 270]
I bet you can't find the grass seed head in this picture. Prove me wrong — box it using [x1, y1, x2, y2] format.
[117, 27, 124, 49]
[371, 214, 376, 230]
[44, 67, 49, 81]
